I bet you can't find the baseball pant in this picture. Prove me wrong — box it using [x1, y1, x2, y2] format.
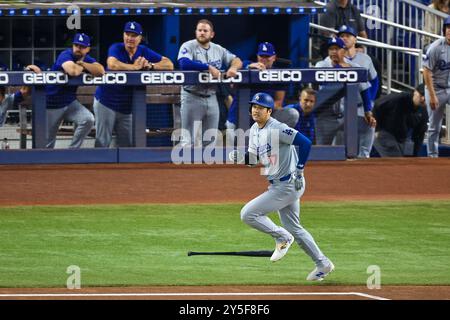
[93, 98, 132, 148]
[240, 178, 329, 268]
[315, 112, 343, 145]
[180, 90, 220, 147]
[425, 88, 450, 157]
[46, 100, 94, 149]
[357, 116, 375, 158]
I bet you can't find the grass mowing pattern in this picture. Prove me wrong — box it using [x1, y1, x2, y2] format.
[0, 201, 449, 287]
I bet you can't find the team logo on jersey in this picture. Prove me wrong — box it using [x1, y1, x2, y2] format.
[282, 128, 294, 136]
[437, 60, 450, 70]
[181, 47, 188, 55]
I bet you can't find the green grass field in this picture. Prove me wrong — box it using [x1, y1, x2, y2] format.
[0, 201, 449, 288]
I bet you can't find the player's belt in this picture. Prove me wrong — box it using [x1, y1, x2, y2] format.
[269, 174, 291, 184]
[183, 88, 212, 98]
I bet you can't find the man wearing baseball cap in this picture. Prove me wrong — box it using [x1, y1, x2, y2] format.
[94, 21, 174, 148]
[245, 42, 288, 109]
[313, 37, 375, 146]
[45, 32, 105, 148]
[225, 42, 289, 142]
[337, 25, 379, 158]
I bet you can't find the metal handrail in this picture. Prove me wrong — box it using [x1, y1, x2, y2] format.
[314, 0, 443, 40]
[310, 23, 423, 57]
[400, 0, 449, 19]
[309, 22, 424, 92]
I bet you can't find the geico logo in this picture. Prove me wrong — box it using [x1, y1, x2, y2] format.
[141, 72, 185, 84]
[198, 72, 242, 83]
[0, 74, 8, 84]
[259, 70, 302, 82]
[23, 72, 68, 84]
[83, 73, 127, 84]
[315, 71, 358, 82]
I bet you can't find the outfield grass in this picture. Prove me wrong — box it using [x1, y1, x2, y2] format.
[0, 201, 449, 287]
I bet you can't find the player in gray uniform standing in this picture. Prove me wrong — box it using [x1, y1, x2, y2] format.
[178, 19, 242, 147]
[423, 17, 450, 158]
[338, 25, 379, 158]
[315, 37, 376, 148]
[230, 92, 334, 281]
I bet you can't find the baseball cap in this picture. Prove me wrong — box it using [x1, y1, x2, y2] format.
[72, 33, 91, 47]
[327, 37, 346, 49]
[257, 42, 276, 56]
[124, 21, 143, 35]
[337, 25, 357, 37]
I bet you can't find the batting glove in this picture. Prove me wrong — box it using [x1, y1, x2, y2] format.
[294, 168, 305, 191]
[228, 150, 245, 164]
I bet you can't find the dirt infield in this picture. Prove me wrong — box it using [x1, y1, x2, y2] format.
[0, 285, 449, 300]
[1, 158, 449, 206]
[1, 157, 449, 300]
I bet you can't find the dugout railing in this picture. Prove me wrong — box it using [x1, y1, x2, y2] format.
[0, 68, 367, 164]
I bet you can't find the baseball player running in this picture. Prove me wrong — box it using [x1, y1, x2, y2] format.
[46, 33, 104, 148]
[95, 21, 174, 147]
[231, 92, 334, 281]
[178, 19, 242, 147]
[423, 17, 450, 157]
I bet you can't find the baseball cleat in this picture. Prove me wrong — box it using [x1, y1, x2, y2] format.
[270, 235, 294, 262]
[306, 261, 335, 281]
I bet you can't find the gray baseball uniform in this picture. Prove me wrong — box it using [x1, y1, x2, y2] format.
[177, 39, 237, 147]
[0, 93, 21, 127]
[343, 52, 377, 158]
[315, 59, 372, 154]
[240, 117, 330, 268]
[423, 38, 450, 157]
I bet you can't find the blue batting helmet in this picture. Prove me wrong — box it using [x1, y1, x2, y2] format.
[249, 92, 274, 112]
[443, 16, 450, 35]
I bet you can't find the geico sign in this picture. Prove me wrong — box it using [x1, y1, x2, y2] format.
[198, 72, 242, 83]
[259, 70, 302, 82]
[23, 72, 68, 84]
[315, 71, 358, 82]
[83, 73, 127, 84]
[0, 74, 8, 84]
[141, 72, 185, 84]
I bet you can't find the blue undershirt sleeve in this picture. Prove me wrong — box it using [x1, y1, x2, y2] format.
[178, 57, 209, 71]
[13, 91, 24, 106]
[292, 132, 312, 169]
[369, 76, 379, 101]
[361, 88, 372, 112]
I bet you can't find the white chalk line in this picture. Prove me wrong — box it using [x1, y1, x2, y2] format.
[0, 292, 390, 300]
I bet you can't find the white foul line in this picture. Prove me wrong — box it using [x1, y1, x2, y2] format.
[0, 292, 390, 300]
[350, 292, 391, 300]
